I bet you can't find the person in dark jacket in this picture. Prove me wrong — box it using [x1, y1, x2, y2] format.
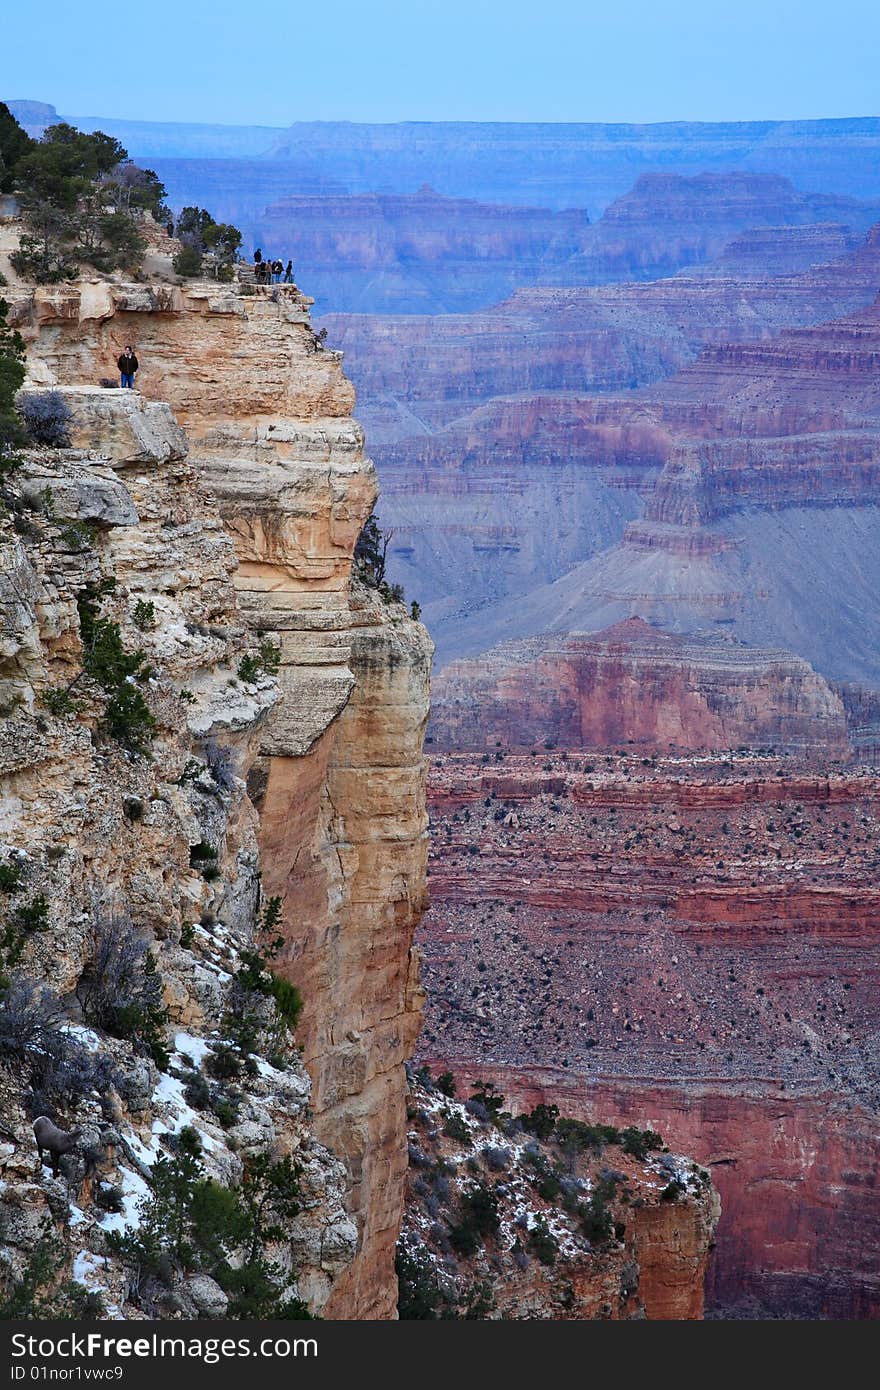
[283, 259, 294, 283]
[272, 258, 283, 284]
[117, 346, 139, 389]
[253, 247, 262, 264]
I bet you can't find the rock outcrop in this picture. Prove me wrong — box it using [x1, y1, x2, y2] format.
[400, 1072, 719, 1320]
[0, 393, 357, 1317]
[2, 245, 433, 1317]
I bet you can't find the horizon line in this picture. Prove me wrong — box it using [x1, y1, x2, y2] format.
[7, 102, 880, 133]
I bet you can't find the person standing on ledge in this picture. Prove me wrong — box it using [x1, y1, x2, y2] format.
[283, 259, 294, 283]
[117, 345, 139, 389]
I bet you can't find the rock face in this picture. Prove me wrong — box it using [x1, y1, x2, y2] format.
[5, 259, 433, 1318]
[430, 619, 850, 756]
[0, 393, 356, 1317]
[417, 751, 880, 1318]
[400, 1073, 719, 1320]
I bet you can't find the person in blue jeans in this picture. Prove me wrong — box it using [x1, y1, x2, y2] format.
[117, 346, 139, 388]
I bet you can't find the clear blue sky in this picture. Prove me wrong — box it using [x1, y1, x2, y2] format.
[3, 0, 878, 126]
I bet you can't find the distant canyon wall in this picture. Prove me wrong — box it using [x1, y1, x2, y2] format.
[430, 619, 851, 757]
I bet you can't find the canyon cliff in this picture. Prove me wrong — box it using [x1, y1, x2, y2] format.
[251, 173, 880, 314]
[1, 222, 432, 1316]
[0, 361, 359, 1319]
[0, 203, 726, 1320]
[317, 221, 880, 672]
[7, 92, 879, 1318]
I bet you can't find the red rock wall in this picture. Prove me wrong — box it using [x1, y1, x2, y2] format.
[425, 1068, 880, 1319]
[430, 620, 850, 756]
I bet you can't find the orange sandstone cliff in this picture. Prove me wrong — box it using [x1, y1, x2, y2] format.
[6, 264, 432, 1318]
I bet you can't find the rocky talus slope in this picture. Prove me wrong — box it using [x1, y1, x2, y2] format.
[399, 1072, 718, 1320]
[1, 248, 432, 1316]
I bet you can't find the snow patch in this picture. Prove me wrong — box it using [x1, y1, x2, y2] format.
[98, 1165, 151, 1235]
[151, 1069, 220, 1150]
[61, 1023, 102, 1051]
[72, 1250, 108, 1291]
[174, 1032, 211, 1066]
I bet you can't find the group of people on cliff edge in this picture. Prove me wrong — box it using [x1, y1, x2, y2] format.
[253, 248, 293, 284]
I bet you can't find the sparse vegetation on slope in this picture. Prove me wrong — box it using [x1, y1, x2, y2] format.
[399, 1067, 714, 1319]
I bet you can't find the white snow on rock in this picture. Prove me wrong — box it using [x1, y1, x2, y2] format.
[124, 1130, 161, 1168]
[72, 1249, 108, 1290]
[98, 1165, 151, 1235]
[151, 1068, 220, 1151]
[174, 1032, 212, 1066]
[60, 1023, 102, 1051]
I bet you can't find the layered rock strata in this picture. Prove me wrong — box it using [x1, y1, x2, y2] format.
[251, 172, 880, 314]
[417, 750, 880, 1317]
[316, 224, 880, 666]
[321, 224, 880, 416]
[430, 619, 850, 756]
[255, 186, 595, 313]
